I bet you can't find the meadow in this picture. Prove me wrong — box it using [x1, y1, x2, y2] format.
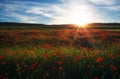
[0, 26, 120, 79]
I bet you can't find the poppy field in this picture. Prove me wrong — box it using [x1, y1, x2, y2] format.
[0, 28, 120, 79]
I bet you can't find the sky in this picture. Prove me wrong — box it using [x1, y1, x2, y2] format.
[0, 0, 120, 25]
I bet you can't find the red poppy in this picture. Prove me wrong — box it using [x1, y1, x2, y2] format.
[59, 53, 64, 59]
[44, 44, 50, 48]
[46, 72, 49, 76]
[89, 48, 93, 51]
[2, 61, 7, 65]
[53, 52, 57, 57]
[110, 65, 117, 70]
[96, 57, 104, 63]
[11, 51, 16, 55]
[0, 55, 4, 59]
[87, 64, 90, 68]
[57, 60, 62, 65]
[59, 66, 63, 71]
[31, 66, 34, 71]
[82, 55, 85, 59]
[38, 46, 43, 48]
[45, 53, 49, 58]
[25, 50, 29, 55]
[2, 77, 7, 79]
[73, 55, 79, 62]
[4, 49, 8, 54]
[94, 76, 99, 79]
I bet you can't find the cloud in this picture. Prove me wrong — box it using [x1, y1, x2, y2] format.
[48, 0, 104, 24]
[0, 0, 120, 24]
[89, 0, 115, 5]
[0, 0, 95, 24]
[88, 0, 120, 11]
[26, 0, 104, 24]
[26, 7, 54, 18]
[0, 1, 41, 23]
[6, 12, 39, 23]
[101, 5, 120, 11]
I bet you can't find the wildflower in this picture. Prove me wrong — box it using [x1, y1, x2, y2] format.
[4, 49, 8, 54]
[30, 63, 36, 71]
[0, 55, 4, 59]
[82, 55, 85, 59]
[11, 51, 16, 55]
[73, 55, 79, 62]
[53, 52, 57, 57]
[57, 60, 62, 65]
[2, 77, 7, 79]
[87, 64, 90, 68]
[49, 45, 54, 49]
[69, 42, 72, 47]
[94, 76, 99, 79]
[59, 66, 63, 71]
[59, 53, 64, 59]
[45, 53, 49, 58]
[46, 72, 49, 76]
[25, 50, 29, 55]
[31, 66, 34, 71]
[38, 46, 43, 48]
[44, 44, 50, 48]
[89, 48, 93, 51]
[15, 56, 19, 59]
[2, 61, 7, 65]
[96, 57, 104, 63]
[82, 48, 88, 52]
[110, 65, 117, 70]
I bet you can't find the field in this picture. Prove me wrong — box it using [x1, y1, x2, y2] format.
[0, 25, 120, 79]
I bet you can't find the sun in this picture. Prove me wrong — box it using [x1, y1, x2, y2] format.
[74, 20, 89, 27]
[66, 10, 93, 27]
[73, 17, 91, 28]
[51, 5, 96, 26]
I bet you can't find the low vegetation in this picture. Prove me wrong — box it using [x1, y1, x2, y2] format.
[0, 26, 120, 79]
